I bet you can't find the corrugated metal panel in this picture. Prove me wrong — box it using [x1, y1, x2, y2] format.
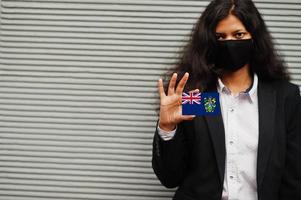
[0, 0, 300, 199]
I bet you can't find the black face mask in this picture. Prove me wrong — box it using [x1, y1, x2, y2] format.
[214, 39, 253, 72]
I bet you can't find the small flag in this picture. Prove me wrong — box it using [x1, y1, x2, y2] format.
[182, 92, 220, 116]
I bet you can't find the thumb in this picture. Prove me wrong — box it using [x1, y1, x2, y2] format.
[188, 89, 200, 94]
[180, 115, 196, 121]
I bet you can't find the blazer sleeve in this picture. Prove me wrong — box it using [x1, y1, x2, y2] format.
[152, 120, 193, 188]
[279, 85, 301, 199]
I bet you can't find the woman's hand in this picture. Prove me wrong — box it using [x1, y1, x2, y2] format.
[158, 72, 197, 131]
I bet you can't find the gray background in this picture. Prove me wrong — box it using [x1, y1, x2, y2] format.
[0, 0, 300, 199]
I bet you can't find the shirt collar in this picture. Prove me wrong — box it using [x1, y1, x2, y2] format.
[217, 73, 258, 102]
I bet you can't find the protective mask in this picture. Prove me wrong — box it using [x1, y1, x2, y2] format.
[214, 39, 253, 72]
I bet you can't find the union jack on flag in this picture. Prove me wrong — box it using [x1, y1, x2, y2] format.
[182, 92, 201, 105]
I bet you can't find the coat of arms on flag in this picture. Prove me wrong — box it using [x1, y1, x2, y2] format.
[182, 92, 220, 116]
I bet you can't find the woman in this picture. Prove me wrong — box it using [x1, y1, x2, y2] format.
[152, 0, 301, 200]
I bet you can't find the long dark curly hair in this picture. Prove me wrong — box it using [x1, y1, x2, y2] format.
[165, 0, 290, 92]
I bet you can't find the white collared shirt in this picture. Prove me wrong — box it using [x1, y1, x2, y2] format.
[158, 74, 259, 200]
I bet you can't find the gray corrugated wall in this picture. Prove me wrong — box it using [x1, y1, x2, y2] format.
[0, 0, 300, 199]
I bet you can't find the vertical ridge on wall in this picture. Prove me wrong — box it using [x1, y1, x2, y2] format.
[0, 0, 300, 199]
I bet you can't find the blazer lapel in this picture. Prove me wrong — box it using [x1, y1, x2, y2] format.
[201, 85, 226, 186]
[256, 80, 276, 190]
[204, 114, 226, 185]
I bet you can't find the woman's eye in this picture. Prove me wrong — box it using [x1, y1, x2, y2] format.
[235, 32, 245, 39]
[216, 35, 225, 40]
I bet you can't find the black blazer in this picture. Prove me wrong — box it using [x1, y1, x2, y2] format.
[152, 79, 301, 200]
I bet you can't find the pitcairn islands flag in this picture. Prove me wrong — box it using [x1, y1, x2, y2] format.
[182, 92, 221, 116]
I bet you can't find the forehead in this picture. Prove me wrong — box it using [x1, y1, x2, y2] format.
[215, 14, 247, 33]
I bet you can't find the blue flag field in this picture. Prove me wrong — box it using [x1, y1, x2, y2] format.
[182, 92, 221, 116]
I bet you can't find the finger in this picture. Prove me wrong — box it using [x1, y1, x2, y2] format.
[168, 73, 177, 96]
[181, 115, 196, 121]
[158, 78, 166, 98]
[188, 88, 200, 94]
[176, 72, 189, 95]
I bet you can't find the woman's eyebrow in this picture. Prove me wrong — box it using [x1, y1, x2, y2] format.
[215, 32, 226, 35]
[232, 29, 246, 33]
[215, 29, 245, 34]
